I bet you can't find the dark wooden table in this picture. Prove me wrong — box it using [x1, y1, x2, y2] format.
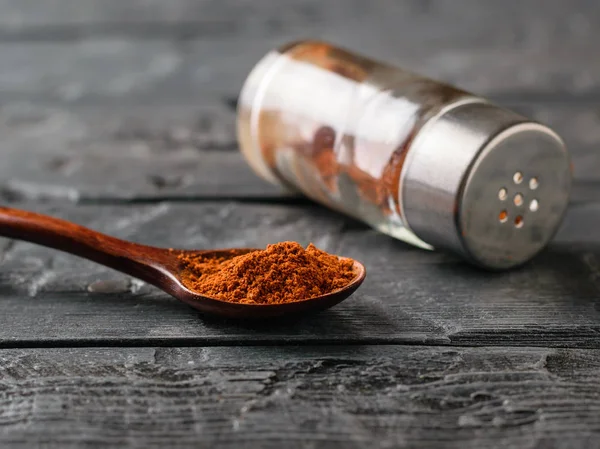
[1, 1, 600, 447]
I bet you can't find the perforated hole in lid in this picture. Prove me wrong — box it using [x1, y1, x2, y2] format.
[530, 199, 539, 212]
[514, 215, 524, 228]
[514, 193, 524, 207]
[513, 172, 523, 184]
[529, 177, 539, 190]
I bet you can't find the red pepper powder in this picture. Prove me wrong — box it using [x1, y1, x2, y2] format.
[178, 242, 355, 304]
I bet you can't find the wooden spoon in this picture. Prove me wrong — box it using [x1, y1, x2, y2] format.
[0, 207, 366, 319]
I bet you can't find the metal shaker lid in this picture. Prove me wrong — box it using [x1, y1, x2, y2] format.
[400, 100, 571, 270]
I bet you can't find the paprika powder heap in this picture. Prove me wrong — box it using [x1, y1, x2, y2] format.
[178, 241, 355, 304]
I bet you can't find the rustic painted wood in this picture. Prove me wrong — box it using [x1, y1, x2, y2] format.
[0, 345, 599, 448]
[0, 38, 598, 104]
[0, 1, 599, 447]
[0, 201, 598, 348]
[2, 0, 595, 33]
[0, 103, 284, 201]
[0, 102, 598, 202]
[0, 1, 599, 103]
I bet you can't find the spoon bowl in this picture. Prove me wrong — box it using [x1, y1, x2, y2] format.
[0, 207, 366, 319]
[171, 249, 366, 319]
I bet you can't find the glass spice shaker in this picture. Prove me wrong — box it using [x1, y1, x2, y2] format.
[237, 40, 571, 270]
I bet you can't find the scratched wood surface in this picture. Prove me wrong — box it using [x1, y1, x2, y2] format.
[0, 1, 600, 448]
[1, 346, 599, 449]
[1, 201, 600, 349]
[0, 0, 598, 102]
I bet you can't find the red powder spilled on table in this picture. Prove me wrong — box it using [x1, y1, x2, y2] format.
[178, 242, 355, 304]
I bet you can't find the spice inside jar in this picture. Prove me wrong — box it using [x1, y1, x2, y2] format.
[238, 40, 470, 243]
[178, 242, 356, 304]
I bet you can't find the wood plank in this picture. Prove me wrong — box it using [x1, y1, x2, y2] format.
[0, 345, 599, 448]
[0, 102, 598, 203]
[0, 201, 599, 347]
[0, 1, 598, 102]
[0, 103, 283, 200]
[0, 0, 360, 31]
[0, 38, 598, 104]
[3, 0, 595, 31]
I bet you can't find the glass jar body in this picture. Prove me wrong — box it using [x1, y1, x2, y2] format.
[237, 40, 480, 248]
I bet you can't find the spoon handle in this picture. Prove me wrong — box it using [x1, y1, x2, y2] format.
[0, 206, 170, 283]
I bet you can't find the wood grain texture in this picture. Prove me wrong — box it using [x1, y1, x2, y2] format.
[0, 345, 599, 448]
[0, 1, 599, 102]
[2, 0, 595, 33]
[0, 201, 598, 348]
[0, 102, 597, 203]
[0, 103, 284, 201]
[0, 1, 598, 447]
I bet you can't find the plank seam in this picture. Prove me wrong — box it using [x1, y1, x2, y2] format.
[0, 338, 598, 350]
